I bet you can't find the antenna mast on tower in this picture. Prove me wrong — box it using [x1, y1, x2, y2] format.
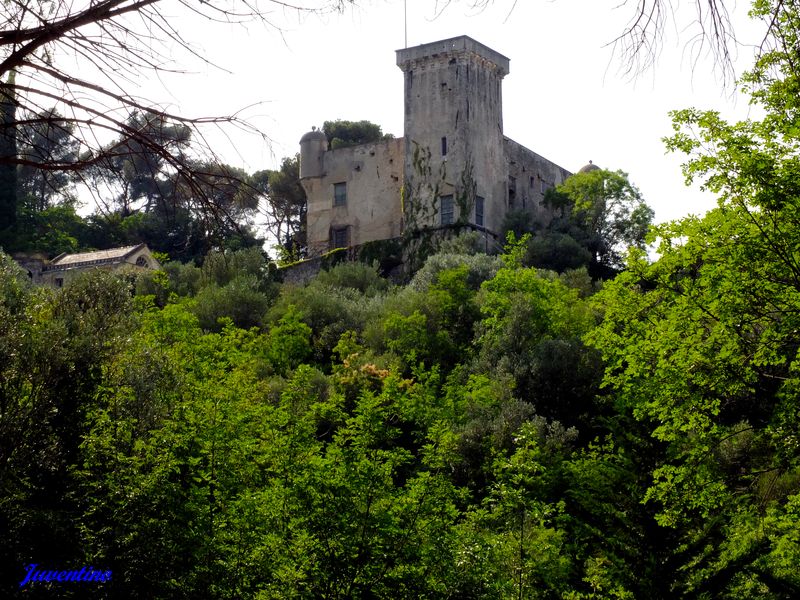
[404, 0, 408, 48]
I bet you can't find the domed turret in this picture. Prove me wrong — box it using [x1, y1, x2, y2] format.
[299, 128, 327, 179]
[578, 160, 601, 174]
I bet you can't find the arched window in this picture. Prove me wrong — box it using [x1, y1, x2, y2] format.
[135, 256, 149, 268]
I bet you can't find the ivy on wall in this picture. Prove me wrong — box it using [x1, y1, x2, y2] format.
[401, 140, 480, 272]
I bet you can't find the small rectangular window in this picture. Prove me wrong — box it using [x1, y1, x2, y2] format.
[475, 196, 484, 227]
[440, 195, 454, 225]
[530, 176, 535, 189]
[54, 277, 64, 288]
[333, 182, 347, 207]
[331, 226, 348, 249]
[441, 136, 447, 156]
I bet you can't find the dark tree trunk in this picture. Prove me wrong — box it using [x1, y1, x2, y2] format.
[0, 78, 17, 233]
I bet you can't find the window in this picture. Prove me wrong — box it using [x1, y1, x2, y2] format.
[331, 226, 349, 249]
[475, 196, 484, 227]
[135, 256, 149, 268]
[440, 195, 454, 225]
[333, 182, 347, 207]
[54, 277, 64, 288]
[441, 136, 447, 156]
[540, 179, 553, 194]
[530, 176, 535, 189]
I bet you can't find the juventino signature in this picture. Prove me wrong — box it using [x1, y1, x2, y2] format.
[19, 564, 112, 587]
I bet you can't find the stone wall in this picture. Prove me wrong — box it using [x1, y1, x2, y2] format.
[303, 138, 405, 256]
[279, 254, 326, 286]
[301, 35, 577, 259]
[505, 137, 572, 227]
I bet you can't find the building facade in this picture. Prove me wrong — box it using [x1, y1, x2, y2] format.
[300, 35, 572, 256]
[14, 244, 161, 287]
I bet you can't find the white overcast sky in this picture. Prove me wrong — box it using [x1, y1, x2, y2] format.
[150, 0, 765, 225]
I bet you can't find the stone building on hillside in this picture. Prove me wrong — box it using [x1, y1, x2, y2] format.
[14, 243, 160, 286]
[300, 35, 573, 256]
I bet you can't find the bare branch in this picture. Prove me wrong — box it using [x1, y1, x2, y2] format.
[440, 1, 788, 83]
[0, 0, 355, 232]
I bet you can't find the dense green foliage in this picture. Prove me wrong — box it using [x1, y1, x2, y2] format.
[253, 155, 308, 263]
[8, 210, 791, 597]
[17, 109, 79, 212]
[1, 246, 645, 598]
[4, 2, 800, 597]
[502, 169, 653, 280]
[3, 170, 800, 598]
[1, 109, 268, 263]
[323, 120, 393, 150]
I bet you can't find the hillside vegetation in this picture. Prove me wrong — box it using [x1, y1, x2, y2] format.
[2, 201, 800, 598]
[3, 1, 800, 597]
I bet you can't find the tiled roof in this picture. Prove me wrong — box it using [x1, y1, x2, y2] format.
[49, 244, 143, 267]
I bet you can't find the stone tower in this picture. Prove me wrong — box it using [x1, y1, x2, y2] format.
[396, 36, 510, 234]
[299, 128, 327, 179]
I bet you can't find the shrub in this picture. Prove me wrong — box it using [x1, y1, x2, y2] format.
[315, 261, 391, 296]
[200, 247, 270, 289]
[192, 275, 271, 331]
[410, 252, 503, 292]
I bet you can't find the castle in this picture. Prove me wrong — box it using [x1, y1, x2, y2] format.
[300, 36, 573, 256]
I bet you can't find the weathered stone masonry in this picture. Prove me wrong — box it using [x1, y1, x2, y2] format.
[300, 35, 573, 256]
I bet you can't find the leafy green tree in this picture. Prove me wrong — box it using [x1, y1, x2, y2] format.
[546, 169, 653, 276]
[254, 155, 307, 262]
[76, 307, 272, 598]
[268, 275, 383, 364]
[0, 263, 137, 596]
[323, 119, 392, 150]
[6, 204, 91, 255]
[314, 261, 391, 296]
[187, 247, 277, 330]
[587, 4, 800, 594]
[498, 171, 651, 279]
[524, 232, 593, 273]
[192, 276, 274, 332]
[80, 190, 262, 265]
[73, 302, 474, 598]
[76, 113, 263, 261]
[17, 109, 79, 211]
[462, 421, 573, 599]
[86, 111, 191, 215]
[178, 160, 259, 222]
[375, 265, 483, 373]
[474, 246, 599, 427]
[500, 207, 535, 240]
[200, 246, 271, 289]
[262, 306, 312, 375]
[409, 250, 503, 292]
